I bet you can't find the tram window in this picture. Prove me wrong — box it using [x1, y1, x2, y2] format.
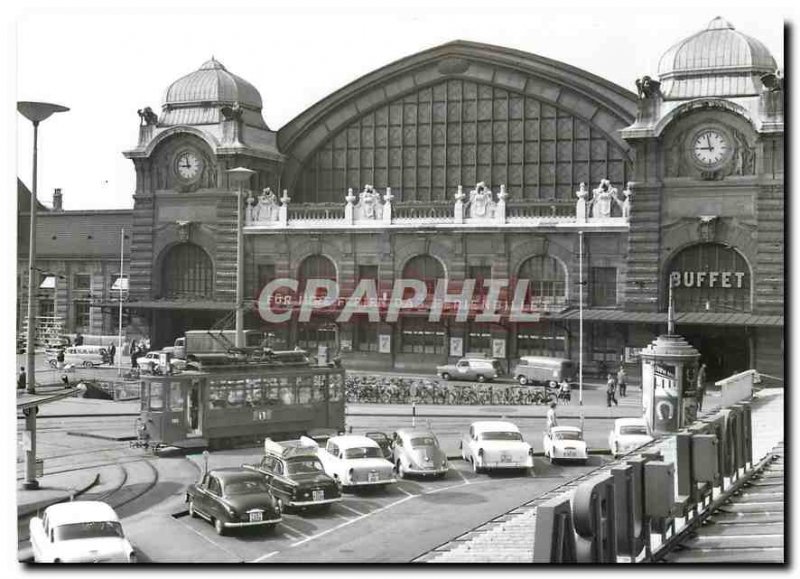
[330, 374, 343, 402]
[265, 378, 280, 405]
[208, 382, 228, 410]
[227, 383, 247, 408]
[150, 382, 165, 411]
[279, 386, 294, 405]
[170, 382, 184, 411]
[297, 384, 312, 404]
[140, 381, 148, 411]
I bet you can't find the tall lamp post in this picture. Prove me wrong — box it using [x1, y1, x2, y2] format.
[578, 230, 585, 432]
[18, 101, 69, 490]
[226, 167, 256, 349]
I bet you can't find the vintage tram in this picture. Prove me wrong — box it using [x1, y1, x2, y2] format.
[136, 354, 345, 450]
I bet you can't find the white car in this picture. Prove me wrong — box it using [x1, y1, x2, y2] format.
[608, 418, 654, 458]
[315, 435, 397, 488]
[460, 421, 534, 474]
[29, 501, 136, 563]
[542, 426, 588, 464]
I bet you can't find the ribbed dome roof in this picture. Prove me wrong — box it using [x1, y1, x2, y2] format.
[164, 58, 263, 109]
[657, 17, 777, 99]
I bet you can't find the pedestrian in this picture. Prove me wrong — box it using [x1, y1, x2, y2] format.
[559, 379, 571, 403]
[606, 373, 618, 407]
[17, 367, 26, 390]
[546, 401, 558, 434]
[131, 347, 141, 369]
[617, 366, 627, 397]
[56, 348, 65, 370]
[696, 363, 707, 411]
[61, 374, 70, 388]
[108, 343, 117, 365]
[74, 332, 84, 346]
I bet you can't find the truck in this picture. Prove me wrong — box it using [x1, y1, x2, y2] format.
[161, 329, 312, 367]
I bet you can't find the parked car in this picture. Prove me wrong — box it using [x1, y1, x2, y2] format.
[391, 429, 449, 478]
[365, 431, 393, 460]
[243, 438, 342, 511]
[437, 357, 500, 382]
[513, 356, 574, 386]
[542, 426, 588, 464]
[314, 435, 396, 488]
[28, 501, 136, 563]
[185, 468, 282, 535]
[608, 418, 654, 458]
[460, 420, 534, 474]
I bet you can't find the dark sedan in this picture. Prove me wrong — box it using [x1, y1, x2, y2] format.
[186, 468, 282, 536]
[244, 440, 342, 511]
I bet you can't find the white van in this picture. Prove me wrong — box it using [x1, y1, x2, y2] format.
[513, 356, 574, 386]
[63, 345, 107, 368]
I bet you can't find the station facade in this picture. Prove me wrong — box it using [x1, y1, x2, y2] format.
[18, 18, 783, 381]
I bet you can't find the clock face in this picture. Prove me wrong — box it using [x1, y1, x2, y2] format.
[176, 151, 202, 180]
[691, 130, 730, 167]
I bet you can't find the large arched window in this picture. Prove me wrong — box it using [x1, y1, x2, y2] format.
[402, 254, 445, 296]
[517, 255, 567, 308]
[666, 243, 751, 312]
[298, 255, 337, 298]
[161, 243, 213, 299]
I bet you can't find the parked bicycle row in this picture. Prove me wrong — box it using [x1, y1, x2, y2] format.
[344, 375, 571, 406]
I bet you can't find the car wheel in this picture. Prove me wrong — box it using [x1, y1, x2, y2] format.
[83, 361, 93, 368]
[518, 375, 528, 386]
[397, 460, 406, 479]
[188, 499, 196, 518]
[214, 518, 226, 536]
[49, 359, 57, 368]
[476, 374, 485, 383]
[441, 373, 450, 380]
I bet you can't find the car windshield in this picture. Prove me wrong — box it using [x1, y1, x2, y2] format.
[620, 425, 649, 436]
[367, 433, 389, 443]
[553, 431, 582, 441]
[479, 431, 522, 441]
[224, 478, 270, 496]
[410, 436, 438, 448]
[343, 446, 383, 459]
[286, 458, 325, 475]
[54, 521, 124, 541]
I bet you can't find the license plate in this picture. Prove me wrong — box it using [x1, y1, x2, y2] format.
[249, 511, 263, 522]
[313, 490, 324, 502]
[368, 472, 379, 483]
[564, 450, 576, 457]
[500, 454, 512, 463]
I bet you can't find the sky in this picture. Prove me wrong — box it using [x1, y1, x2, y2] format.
[7, 0, 789, 211]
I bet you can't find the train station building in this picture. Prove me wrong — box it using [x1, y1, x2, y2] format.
[17, 17, 783, 382]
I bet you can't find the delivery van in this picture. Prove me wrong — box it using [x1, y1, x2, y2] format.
[513, 356, 574, 386]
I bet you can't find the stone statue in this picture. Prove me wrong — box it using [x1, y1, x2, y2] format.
[356, 185, 383, 220]
[254, 188, 279, 223]
[137, 107, 158, 126]
[621, 183, 632, 219]
[590, 179, 622, 219]
[635, 76, 661, 99]
[468, 182, 495, 219]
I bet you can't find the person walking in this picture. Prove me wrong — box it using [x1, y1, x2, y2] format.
[131, 346, 141, 370]
[617, 366, 627, 397]
[546, 401, 559, 434]
[606, 373, 618, 407]
[696, 363, 707, 411]
[17, 367, 26, 390]
[559, 379, 571, 404]
[56, 348, 65, 370]
[108, 343, 117, 365]
[74, 332, 84, 346]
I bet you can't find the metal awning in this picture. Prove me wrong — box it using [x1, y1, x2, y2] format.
[546, 309, 783, 327]
[39, 276, 56, 289]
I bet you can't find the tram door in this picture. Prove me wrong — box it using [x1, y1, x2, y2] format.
[186, 379, 202, 437]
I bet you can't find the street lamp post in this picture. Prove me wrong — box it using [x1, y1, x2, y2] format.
[226, 167, 256, 349]
[18, 101, 69, 490]
[578, 230, 584, 431]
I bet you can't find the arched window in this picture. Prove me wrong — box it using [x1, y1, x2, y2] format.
[161, 243, 213, 299]
[402, 255, 445, 296]
[298, 255, 337, 287]
[666, 243, 751, 312]
[517, 255, 566, 308]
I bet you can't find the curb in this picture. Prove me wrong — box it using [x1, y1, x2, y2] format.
[17, 472, 101, 519]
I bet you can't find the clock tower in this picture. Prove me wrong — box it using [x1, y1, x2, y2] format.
[621, 17, 783, 380]
[123, 58, 285, 346]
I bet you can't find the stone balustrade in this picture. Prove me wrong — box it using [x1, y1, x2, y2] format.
[243, 180, 632, 232]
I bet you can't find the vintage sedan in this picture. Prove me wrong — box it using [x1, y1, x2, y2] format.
[185, 468, 282, 535]
[608, 418, 654, 458]
[461, 421, 534, 474]
[542, 426, 588, 464]
[436, 357, 500, 382]
[315, 435, 396, 488]
[391, 429, 449, 478]
[29, 501, 136, 563]
[365, 431, 393, 460]
[243, 438, 342, 511]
